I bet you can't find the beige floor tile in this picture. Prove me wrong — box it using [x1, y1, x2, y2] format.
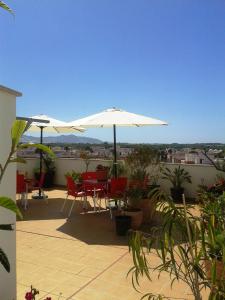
[16, 189, 209, 300]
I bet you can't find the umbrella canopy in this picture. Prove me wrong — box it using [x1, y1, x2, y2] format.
[68, 108, 167, 128]
[28, 114, 84, 133]
[69, 108, 168, 177]
[25, 114, 85, 198]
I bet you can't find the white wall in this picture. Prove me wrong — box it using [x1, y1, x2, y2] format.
[0, 86, 21, 300]
[18, 158, 225, 199]
[157, 163, 225, 199]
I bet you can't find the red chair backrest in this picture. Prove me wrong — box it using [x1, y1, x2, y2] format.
[16, 174, 26, 193]
[110, 177, 127, 195]
[81, 172, 97, 181]
[66, 176, 79, 196]
[96, 170, 108, 181]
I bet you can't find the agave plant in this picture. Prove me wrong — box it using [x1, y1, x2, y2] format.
[0, 120, 53, 272]
[161, 166, 192, 189]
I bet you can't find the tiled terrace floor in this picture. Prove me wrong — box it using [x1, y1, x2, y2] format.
[16, 189, 207, 300]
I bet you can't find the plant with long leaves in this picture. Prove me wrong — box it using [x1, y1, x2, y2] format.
[128, 190, 225, 300]
[0, 1, 13, 14]
[161, 166, 192, 189]
[0, 120, 53, 273]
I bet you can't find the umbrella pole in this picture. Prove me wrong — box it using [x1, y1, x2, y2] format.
[113, 124, 117, 178]
[39, 126, 44, 197]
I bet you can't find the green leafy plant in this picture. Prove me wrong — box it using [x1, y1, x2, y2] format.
[162, 166, 192, 189]
[126, 146, 160, 183]
[126, 186, 144, 209]
[128, 190, 225, 300]
[0, 0, 13, 14]
[80, 150, 91, 172]
[65, 170, 82, 183]
[0, 120, 53, 273]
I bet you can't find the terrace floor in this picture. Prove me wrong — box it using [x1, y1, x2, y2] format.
[16, 189, 207, 300]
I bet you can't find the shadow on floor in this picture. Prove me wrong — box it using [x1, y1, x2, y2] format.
[57, 210, 128, 246]
[17, 192, 128, 246]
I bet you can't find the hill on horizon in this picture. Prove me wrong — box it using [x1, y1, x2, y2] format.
[21, 134, 103, 144]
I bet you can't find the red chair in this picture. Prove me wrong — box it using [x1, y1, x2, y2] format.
[60, 176, 86, 217]
[81, 172, 97, 181]
[106, 177, 128, 218]
[96, 170, 108, 182]
[16, 173, 28, 209]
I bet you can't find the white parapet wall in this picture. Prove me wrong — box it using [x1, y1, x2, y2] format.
[157, 163, 225, 199]
[18, 158, 225, 199]
[0, 86, 22, 300]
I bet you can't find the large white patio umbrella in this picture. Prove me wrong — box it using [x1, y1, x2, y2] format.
[69, 108, 168, 177]
[26, 114, 85, 198]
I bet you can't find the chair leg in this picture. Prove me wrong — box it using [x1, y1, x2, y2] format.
[60, 194, 68, 213]
[68, 197, 76, 218]
[24, 192, 28, 210]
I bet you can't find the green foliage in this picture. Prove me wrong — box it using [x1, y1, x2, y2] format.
[0, 248, 10, 273]
[126, 186, 144, 208]
[126, 146, 160, 182]
[0, 0, 13, 15]
[162, 166, 192, 189]
[65, 170, 82, 183]
[128, 190, 225, 299]
[108, 161, 127, 178]
[0, 197, 22, 219]
[0, 120, 54, 273]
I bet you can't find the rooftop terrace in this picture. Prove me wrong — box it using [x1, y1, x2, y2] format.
[16, 189, 209, 300]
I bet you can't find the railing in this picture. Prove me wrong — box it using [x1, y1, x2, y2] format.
[17, 158, 225, 199]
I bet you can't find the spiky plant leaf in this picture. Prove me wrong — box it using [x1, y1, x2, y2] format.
[18, 143, 54, 157]
[0, 248, 10, 272]
[0, 224, 13, 230]
[9, 157, 27, 164]
[0, 1, 13, 14]
[11, 120, 27, 152]
[0, 197, 22, 219]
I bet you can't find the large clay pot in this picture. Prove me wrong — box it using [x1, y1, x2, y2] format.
[124, 208, 143, 229]
[205, 259, 225, 280]
[138, 198, 155, 223]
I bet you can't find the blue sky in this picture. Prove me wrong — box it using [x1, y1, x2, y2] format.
[1, 0, 225, 143]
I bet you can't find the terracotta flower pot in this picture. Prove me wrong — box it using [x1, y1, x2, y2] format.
[138, 198, 155, 223]
[205, 259, 225, 280]
[124, 208, 143, 230]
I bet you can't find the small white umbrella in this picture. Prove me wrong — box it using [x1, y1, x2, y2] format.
[25, 114, 85, 198]
[28, 114, 84, 133]
[69, 108, 168, 177]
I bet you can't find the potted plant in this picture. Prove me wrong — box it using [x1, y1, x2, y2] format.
[162, 166, 192, 202]
[199, 191, 225, 284]
[128, 191, 225, 299]
[65, 170, 82, 184]
[123, 186, 144, 229]
[34, 154, 56, 188]
[125, 145, 160, 185]
[42, 154, 56, 187]
[125, 146, 161, 223]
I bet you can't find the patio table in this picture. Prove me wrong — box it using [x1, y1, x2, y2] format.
[82, 179, 107, 212]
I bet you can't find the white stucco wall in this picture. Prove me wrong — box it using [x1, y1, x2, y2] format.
[157, 163, 225, 199]
[0, 86, 21, 300]
[17, 158, 225, 199]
